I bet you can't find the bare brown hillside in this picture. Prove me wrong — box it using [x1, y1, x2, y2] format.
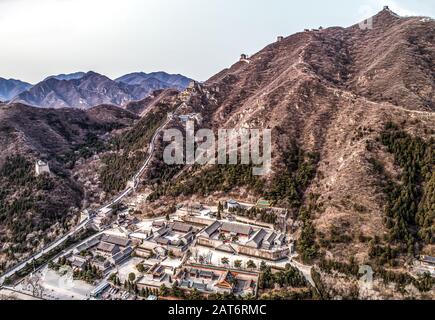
[0, 103, 138, 270]
[141, 8, 435, 271]
[124, 89, 179, 116]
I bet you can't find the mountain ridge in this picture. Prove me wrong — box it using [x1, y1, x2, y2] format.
[7, 71, 193, 109]
[116, 71, 192, 91]
[0, 78, 32, 101]
[43, 72, 87, 82]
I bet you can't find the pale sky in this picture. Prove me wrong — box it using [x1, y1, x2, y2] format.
[0, 0, 433, 84]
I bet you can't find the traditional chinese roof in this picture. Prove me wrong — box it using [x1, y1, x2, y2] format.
[171, 222, 193, 233]
[216, 271, 237, 290]
[221, 222, 252, 236]
[246, 228, 268, 248]
[101, 234, 131, 247]
[203, 221, 222, 237]
[96, 242, 120, 254]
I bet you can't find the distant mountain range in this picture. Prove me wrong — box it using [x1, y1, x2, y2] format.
[116, 72, 192, 90]
[1, 71, 192, 109]
[0, 78, 32, 101]
[44, 72, 87, 82]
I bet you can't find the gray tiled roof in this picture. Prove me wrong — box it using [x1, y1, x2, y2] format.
[72, 259, 86, 268]
[221, 222, 252, 235]
[264, 232, 277, 243]
[75, 237, 100, 252]
[101, 234, 131, 247]
[112, 246, 133, 264]
[172, 222, 193, 233]
[97, 242, 120, 253]
[276, 233, 285, 242]
[246, 228, 268, 247]
[204, 221, 222, 236]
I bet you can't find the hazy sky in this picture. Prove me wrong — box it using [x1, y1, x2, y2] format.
[0, 0, 434, 84]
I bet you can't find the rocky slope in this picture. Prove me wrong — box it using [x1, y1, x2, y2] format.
[0, 78, 32, 101]
[124, 89, 179, 115]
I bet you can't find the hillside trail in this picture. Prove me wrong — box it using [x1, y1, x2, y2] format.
[297, 32, 435, 118]
[230, 34, 316, 119]
[330, 87, 435, 117]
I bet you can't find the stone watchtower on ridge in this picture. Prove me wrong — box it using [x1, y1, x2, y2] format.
[35, 160, 50, 176]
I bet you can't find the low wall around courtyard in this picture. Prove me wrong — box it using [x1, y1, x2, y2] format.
[238, 245, 289, 261]
[196, 236, 289, 261]
[181, 215, 214, 227]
